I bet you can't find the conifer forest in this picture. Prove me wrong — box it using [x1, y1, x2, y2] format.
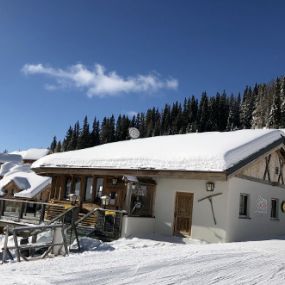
[50, 76, 285, 152]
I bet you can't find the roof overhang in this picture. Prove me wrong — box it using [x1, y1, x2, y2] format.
[32, 167, 228, 181]
[32, 136, 285, 182]
[225, 136, 285, 178]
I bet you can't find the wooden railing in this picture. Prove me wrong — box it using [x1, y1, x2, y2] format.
[0, 198, 65, 224]
[0, 198, 127, 256]
[2, 224, 68, 263]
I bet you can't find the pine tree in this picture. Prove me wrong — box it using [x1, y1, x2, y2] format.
[197, 92, 209, 132]
[62, 126, 73, 151]
[161, 104, 171, 135]
[170, 102, 183, 134]
[153, 109, 161, 136]
[136, 113, 145, 138]
[280, 77, 285, 127]
[50, 136, 57, 152]
[90, 117, 100, 146]
[240, 86, 254, 128]
[145, 108, 155, 137]
[77, 116, 91, 149]
[67, 121, 80, 150]
[207, 96, 217, 131]
[267, 78, 281, 128]
[226, 94, 241, 130]
[115, 115, 130, 141]
[52, 75, 285, 148]
[55, 141, 62, 152]
[186, 96, 198, 132]
[100, 115, 115, 144]
[217, 91, 229, 131]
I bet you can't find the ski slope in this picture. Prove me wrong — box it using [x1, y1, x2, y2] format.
[1, 237, 285, 284]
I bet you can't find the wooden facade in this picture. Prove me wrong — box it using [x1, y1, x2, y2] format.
[0, 181, 50, 202]
[238, 147, 285, 187]
[48, 173, 156, 217]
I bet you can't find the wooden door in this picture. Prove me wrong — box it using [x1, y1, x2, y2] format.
[174, 192, 194, 236]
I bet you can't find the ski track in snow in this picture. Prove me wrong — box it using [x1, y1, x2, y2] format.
[1, 238, 285, 284]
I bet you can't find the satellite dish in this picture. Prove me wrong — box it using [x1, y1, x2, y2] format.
[128, 127, 140, 139]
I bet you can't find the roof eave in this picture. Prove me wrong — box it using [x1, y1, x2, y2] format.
[32, 166, 228, 181]
[32, 136, 285, 182]
[225, 136, 285, 178]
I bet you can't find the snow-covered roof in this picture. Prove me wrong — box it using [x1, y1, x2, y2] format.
[10, 148, 50, 161]
[0, 164, 51, 198]
[32, 129, 284, 172]
[0, 162, 17, 177]
[0, 153, 22, 164]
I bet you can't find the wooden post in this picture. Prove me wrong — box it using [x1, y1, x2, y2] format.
[2, 226, 9, 263]
[39, 204, 46, 224]
[79, 176, 86, 208]
[0, 199, 4, 218]
[30, 234, 37, 257]
[61, 225, 68, 256]
[92, 176, 97, 203]
[19, 202, 25, 220]
[13, 231, 21, 262]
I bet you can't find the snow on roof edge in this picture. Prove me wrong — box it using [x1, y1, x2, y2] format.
[32, 129, 285, 173]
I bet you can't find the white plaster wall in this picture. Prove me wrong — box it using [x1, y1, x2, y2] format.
[153, 178, 229, 243]
[227, 177, 285, 242]
[121, 216, 155, 238]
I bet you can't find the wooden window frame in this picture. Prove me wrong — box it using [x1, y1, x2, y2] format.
[239, 193, 250, 219]
[84, 176, 94, 202]
[270, 198, 279, 220]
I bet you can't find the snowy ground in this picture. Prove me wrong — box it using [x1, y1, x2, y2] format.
[1, 236, 285, 284]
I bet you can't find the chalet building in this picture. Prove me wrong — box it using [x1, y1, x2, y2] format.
[0, 164, 51, 201]
[32, 129, 285, 243]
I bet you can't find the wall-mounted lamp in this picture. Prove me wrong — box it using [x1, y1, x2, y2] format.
[206, 182, 215, 192]
[100, 195, 110, 208]
[112, 178, 118, 185]
[69, 194, 77, 205]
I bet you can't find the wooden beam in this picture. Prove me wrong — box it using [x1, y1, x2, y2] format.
[33, 167, 227, 181]
[226, 138, 284, 178]
[236, 174, 285, 188]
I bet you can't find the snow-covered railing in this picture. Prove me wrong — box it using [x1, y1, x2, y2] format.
[0, 198, 65, 224]
[65, 207, 127, 250]
[1, 223, 68, 263]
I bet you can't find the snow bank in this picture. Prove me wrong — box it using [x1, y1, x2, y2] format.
[70, 237, 114, 252]
[32, 129, 283, 172]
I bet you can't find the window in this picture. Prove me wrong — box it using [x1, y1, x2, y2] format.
[84, 177, 93, 201]
[74, 177, 81, 197]
[95, 178, 104, 198]
[130, 184, 155, 217]
[239, 194, 249, 217]
[64, 177, 72, 199]
[271, 199, 279, 219]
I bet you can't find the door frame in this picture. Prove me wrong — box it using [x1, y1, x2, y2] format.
[173, 192, 194, 236]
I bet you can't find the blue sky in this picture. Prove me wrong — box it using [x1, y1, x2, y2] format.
[0, 0, 285, 151]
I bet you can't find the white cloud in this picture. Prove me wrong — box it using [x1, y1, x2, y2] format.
[22, 63, 178, 97]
